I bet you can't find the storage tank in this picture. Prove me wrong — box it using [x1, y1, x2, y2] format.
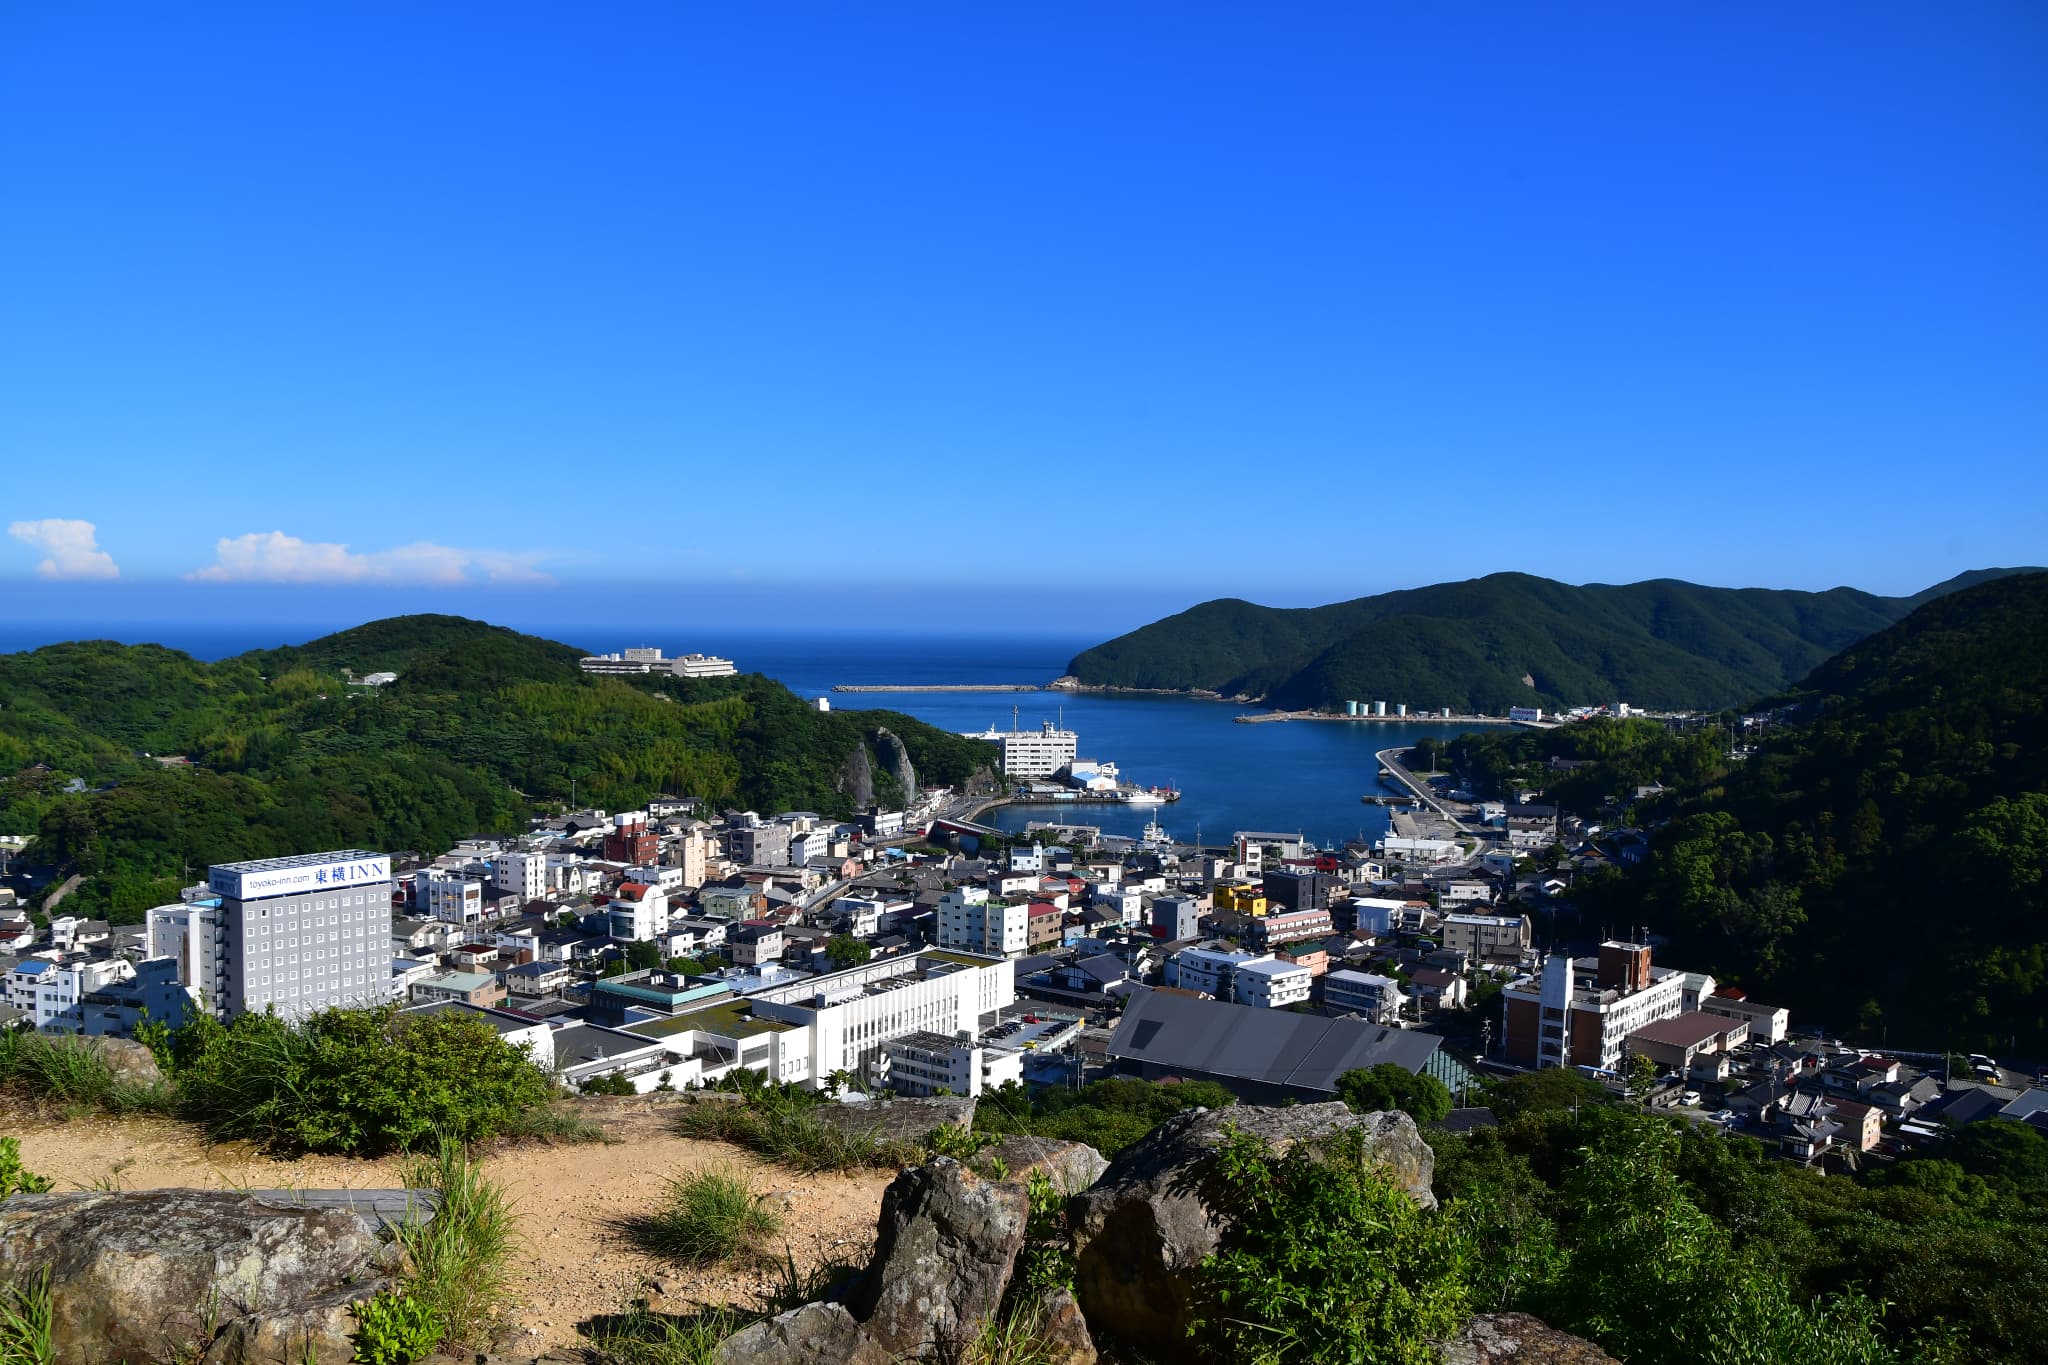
[1396, 703, 1408, 717]
[1373, 701, 1387, 716]
[1346, 700, 1360, 715]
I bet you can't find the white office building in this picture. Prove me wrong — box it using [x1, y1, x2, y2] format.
[671, 653, 738, 678]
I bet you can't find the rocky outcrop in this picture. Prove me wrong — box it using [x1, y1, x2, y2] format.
[979, 1135, 1108, 1194]
[837, 742, 876, 808]
[82, 1035, 164, 1089]
[714, 1301, 892, 1365]
[872, 729, 919, 803]
[0, 1189, 395, 1364]
[1069, 1103, 1435, 1347]
[814, 1096, 976, 1146]
[847, 1158, 1030, 1357]
[1439, 1313, 1619, 1363]
[1027, 1286, 1098, 1365]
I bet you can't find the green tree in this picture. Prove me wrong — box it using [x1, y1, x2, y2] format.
[824, 934, 872, 969]
[623, 940, 663, 973]
[1335, 1063, 1452, 1124]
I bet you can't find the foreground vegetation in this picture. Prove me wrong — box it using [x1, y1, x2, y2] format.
[0, 614, 998, 921]
[0, 1005, 580, 1156]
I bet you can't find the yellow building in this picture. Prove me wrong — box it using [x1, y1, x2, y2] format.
[1213, 883, 1268, 917]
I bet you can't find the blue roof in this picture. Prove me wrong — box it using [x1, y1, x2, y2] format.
[13, 960, 51, 976]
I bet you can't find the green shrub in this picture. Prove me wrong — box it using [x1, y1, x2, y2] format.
[974, 1077, 1237, 1158]
[626, 1167, 781, 1266]
[349, 1288, 441, 1365]
[1193, 1127, 1473, 1365]
[0, 1139, 52, 1200]
[172, 1005, 554, 1155]
[394, 1139, 515, 1349]
[928, 1122, 995, 1162]
[579, 1074, 637, 1096]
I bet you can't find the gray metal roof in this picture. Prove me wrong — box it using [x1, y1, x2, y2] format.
[1106, 986, 1442, 1095]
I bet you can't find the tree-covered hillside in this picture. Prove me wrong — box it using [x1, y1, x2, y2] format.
[0, 616, 997, 921]
[1609, 572, 2048, 1050]
[1067, 569, 2039, 712]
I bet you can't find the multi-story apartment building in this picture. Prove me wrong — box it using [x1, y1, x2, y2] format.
[1164, 946, 1266, 1001]
[492, 850, 547, 903]
[730, 919, 785, 968]
[1325, 968, 1407, 1025]
[1234, 958, 1313, 1009]
[607, 881, 668, 942]
[727, 822, 791, 868]
[1245, 907, 1333, 950]
[604, 811, 660, 865]
[1440, 913, 1531, 962]
[1503, 941, 1687, 1072]
[937, 889, 1029, 958]
[418, 871, 483, 925]
[1263, 868, 1331, 913]
[745, 951, 1017, 1090]
[164, 851, 395, 1020]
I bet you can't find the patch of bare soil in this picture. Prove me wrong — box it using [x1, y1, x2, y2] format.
[1, 1100, 893, 1351]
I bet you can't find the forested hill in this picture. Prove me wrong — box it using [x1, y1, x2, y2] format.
[0, 616, 997, 922]
[1065, 568, 2041, 712]
[1619, 570, 2048, 1050]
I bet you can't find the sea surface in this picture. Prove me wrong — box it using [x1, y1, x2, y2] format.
[0, 622, 1481, 849]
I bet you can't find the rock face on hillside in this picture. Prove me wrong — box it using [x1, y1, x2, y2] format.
[838, 741, 876, 807]
[872, 728, 919, 803]
[1069, 1103, 1435, 1347]
[0, 1189, 395, 1364]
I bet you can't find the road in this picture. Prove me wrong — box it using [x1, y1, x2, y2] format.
[1374, 747, 1480, 833]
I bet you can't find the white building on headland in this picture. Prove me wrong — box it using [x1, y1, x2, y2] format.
[963, 719, 1079, 778]
[579, 649, 737, 678]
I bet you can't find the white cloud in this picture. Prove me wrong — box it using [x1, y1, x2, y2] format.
[7, 519, 120, 580]
[188, 531, 552, 585]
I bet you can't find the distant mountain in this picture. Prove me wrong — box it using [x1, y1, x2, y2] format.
[1065, 569, 2043, 712]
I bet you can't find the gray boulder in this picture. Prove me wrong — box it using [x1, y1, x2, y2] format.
[0, 1188, 392, 1364]
[979, 1135, 1108, 1194]
[815, 1096, 976, 1147]
[1439, 1313, 1619, 1363]
[82, 1035, 163, 1089]
[1069, 1103, 1436, 1348]
[714, 1301, 890, 1365]
[846, 1157, 1029, 1357]
[1026, 1286, 1097, 1365]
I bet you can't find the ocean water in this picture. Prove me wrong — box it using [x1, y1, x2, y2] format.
[1, 621, 1476, 849]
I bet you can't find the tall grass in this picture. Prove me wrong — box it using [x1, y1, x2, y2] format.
[0, 1271, 54, 1365]
[0, 1032, 162, 1114]
[624, 1167, 782, 1267]
[396, 1139, 516, 1351]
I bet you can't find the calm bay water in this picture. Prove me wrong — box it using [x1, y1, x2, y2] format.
[1, 622, 1479, 850]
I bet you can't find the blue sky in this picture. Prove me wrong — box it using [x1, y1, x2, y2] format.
[2, 3, 2043, 635]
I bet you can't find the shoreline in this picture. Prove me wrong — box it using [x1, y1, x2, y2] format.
[832, 683, 1041, 693]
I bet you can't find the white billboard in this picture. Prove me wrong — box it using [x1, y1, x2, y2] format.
[210, 854, 391, 901]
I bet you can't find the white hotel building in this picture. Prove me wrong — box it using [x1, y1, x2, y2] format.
[150, 850, 394, 1021]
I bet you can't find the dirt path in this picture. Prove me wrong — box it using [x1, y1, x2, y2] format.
[1, 1101, 892, 1351]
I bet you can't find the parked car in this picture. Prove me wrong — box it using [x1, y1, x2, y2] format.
[1680, 1090, 1703, 1107]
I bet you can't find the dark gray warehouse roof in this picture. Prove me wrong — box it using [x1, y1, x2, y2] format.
[1106, 986, 1443, 1096]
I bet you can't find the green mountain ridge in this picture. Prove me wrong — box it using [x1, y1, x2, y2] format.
[0, 615, 997, 922]
[1068, 568, 2042, 712]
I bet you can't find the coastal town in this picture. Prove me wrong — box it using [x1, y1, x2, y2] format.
[1, 710, 2028, 1178]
